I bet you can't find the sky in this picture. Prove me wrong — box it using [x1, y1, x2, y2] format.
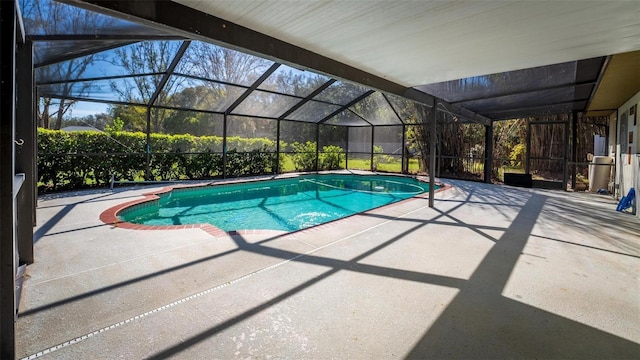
[67, 101, 110, 118]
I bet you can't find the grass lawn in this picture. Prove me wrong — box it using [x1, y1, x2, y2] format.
[280, 155, 421, 174]
[347, 158, 420, 173]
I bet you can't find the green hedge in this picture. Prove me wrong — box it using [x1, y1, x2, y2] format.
[288, 141, 345, 171]
[38, 129, 346, 192]
[37, 129, 278, 192]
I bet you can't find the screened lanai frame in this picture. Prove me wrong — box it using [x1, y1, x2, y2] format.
[26, 0, 465, 185]
[35, 39, 432, 177]
[1, 2, 631, 359]
[23, 0, 607, 188]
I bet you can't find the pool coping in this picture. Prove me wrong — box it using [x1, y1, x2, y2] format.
[99, 174, 452, 238]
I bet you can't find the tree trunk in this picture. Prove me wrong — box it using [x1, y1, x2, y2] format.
[40, 98, 50, 128]
[53, 98, 66, 130]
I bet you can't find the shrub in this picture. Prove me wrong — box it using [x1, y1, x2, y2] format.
[319, 145, 344, 170]
[37, 129, 278, 192]
[290, 141, 317, 171]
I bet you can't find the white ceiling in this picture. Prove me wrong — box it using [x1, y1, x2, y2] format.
[173, 0, 640, 87]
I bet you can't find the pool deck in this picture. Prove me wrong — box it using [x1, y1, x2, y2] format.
[16, 175, 640, 359]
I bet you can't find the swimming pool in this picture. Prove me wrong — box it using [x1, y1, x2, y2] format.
[114, 174, 438, 232]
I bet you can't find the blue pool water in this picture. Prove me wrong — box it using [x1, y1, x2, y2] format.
[118, 174, 435, 232]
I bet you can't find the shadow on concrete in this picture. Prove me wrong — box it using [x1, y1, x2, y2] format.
[405, 194, 640, 359]
[143, 187, 636, 358]
[34, 191, 116, 243]
[540, 194, 640, 255]
[19, 192, 460, 318]
[145, 190, 639, 359]
[26, 181, 640, 359]
[531, 234, 640, 259]
[145, 197, 458, 359]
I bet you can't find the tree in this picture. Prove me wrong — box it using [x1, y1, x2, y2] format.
[108, 104, 147, 132]
[183, 42, 273, 125]
[109, 41, 186, 133]
[22, 0, 116, 129]
[186, 42, 272, 87]
[60, 113, 112, 130]
[162, 86, 223, 136]
[493, 119, 527, 167]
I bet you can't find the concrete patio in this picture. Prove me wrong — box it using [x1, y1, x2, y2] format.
[16, 178, 640, 359]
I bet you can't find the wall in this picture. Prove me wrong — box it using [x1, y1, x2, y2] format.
[614, 91, 640, 217]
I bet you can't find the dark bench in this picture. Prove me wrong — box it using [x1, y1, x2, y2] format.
[504, 173, 532, 188]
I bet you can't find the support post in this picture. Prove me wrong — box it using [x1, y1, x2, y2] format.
[370, 126, 375, 171]
[525, 119, 531, 175]
[32, 87, 38, 224]
[345, 128, 349, 170]
[429, 99, 437, 208]
[145, 108, 151, 180]
[222, 113, 228, 178]
[0, 1, 17, 357]
[563, 119, 569, 191]
[315, 124, 320, 172]
[436, 118, 441, 178]
[571, 111, 578, 190]
[484, 122, 493, 183]
[16, 39, 34, 264]
[275, 119, 281, 174]
[401, 124, 407, 174]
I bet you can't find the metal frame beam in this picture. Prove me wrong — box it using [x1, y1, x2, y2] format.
[317, 90, 374, 124]
[35, 94, 147, 107]
[278, 79, 335, 120]
[34, 41, 139, 68]
[346, 108, 374, 126]
[37, 72, 165, 86]
[382, 93, 406, 125]
[482, 99, 591, 119]
[226, 63, 280, 115]
[28, 34, 185, 41]
[148, 40, 191, 106]
[436, 101, 491, 126]
[449, 80, 597, 106]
